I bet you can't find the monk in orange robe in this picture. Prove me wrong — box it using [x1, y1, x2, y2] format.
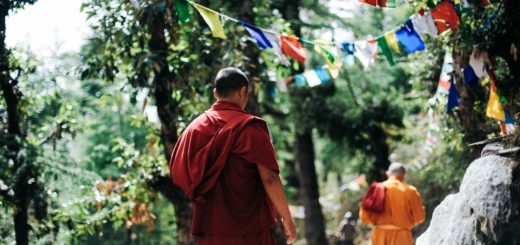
[170, 67, 296, 245]
[360, 163, 425, 245]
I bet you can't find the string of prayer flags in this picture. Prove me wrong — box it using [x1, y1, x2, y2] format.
[174, 0, 191, 24]
[395, 19, 425, 54]
[430, 1, 460, 34]
[191, 2, 227, 39]
[359, 0, 397, 8]
[290, 67, 332, 88]
[240, 21, 273, 49]
[437, 52, 454, 94]
[354, 39, 378, 70]
[264, 32, 291, 66]
[376, 36, 395, 66]
[341, 42, 356, 65]
[411, 11, 439, 37]
[446, 78, 460, 112]
[486, 68, 506, 121]
[469, 49, 488, 79]
[280, 35, 307, 64]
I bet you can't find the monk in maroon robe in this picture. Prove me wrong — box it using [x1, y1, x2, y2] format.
[170, 67, 297, 244]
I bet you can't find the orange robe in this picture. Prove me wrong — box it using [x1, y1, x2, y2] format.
[360, 176, 425, 245]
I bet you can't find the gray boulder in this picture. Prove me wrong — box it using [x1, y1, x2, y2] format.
[417, 153, 517, 245]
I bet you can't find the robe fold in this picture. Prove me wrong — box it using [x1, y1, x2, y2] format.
[360, 176, 425, 245]
[169, 101, 280, 245]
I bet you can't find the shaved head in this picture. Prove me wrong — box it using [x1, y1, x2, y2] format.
[214, 67, 249, 98]
[387, 163, 406, 178]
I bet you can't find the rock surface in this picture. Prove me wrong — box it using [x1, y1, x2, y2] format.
[416, 152, 515, 245]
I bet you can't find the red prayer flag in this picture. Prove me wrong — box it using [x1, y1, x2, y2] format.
[280, 35, 307, 64]
[431, 1, 460, 34]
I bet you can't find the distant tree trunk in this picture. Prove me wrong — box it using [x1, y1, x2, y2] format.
[146, 8, 193, 245]
[294, 128, 329, 245]
[367, 127, 391, 182]
[0, 4, 30, 244]
[272, 0, 329, 243]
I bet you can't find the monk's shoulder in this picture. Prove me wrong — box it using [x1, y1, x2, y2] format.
[404, 183, 420, 193]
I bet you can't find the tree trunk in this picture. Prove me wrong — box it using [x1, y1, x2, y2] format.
[367, 127, 391, 182]
[0, 4, 30, 244]
[294, 129, 328, 245]
[146, 7, 194, 245]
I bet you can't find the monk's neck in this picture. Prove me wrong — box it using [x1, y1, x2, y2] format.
[388, 175, 404, 182]
[216, 99, 243, 109]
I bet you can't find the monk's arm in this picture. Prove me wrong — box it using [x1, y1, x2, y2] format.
[257, 164, 296, 243]
[359, 207, 375, 225]
[410, 188, 426, 225]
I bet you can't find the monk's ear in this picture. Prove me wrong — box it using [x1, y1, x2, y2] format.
[241, 86, 248, 97]
[213, 88, 219, 100]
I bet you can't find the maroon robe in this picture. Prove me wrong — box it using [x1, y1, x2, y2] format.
[169, 101, 280, 244]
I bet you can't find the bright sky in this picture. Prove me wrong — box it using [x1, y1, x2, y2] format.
[6, 0, 90, 57]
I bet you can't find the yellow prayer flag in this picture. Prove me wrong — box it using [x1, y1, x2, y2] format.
[314, 40, 342, 79]
[384, 31, 401, 54]
[191, 2, 226, 39]
[486, 88, 506, 121]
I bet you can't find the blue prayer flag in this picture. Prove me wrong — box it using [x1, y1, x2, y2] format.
[315, 68, 331, 84]
[463, 65, 478, 86]
[240, 21, 273, 49]
[501, 112, 515, 124]
[294, 74, 307, 87]
[446, 78, 460, 112]
[395, 19, 425, 54]
[341, 42, 355, 55]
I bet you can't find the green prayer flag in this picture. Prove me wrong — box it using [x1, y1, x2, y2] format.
[376, 36, 395, 66]
[174, 0, 190, 24]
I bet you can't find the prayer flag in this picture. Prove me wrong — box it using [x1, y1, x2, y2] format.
[354, 39, 378, 70]
[314, 41, 335, 64]
[280, 35, 307, 64]
[173, 0, 190, 24]
[446, 79, 460, 112]
[341, 42, 356, 66]
[486, 87, 506, 121]
[294, 74, 307, 87]
[463, 65, 478, 86]
[191, 2, 226, 39]
[314, 40, 342, 78]
[264, 32, 291, 66]
[411, 12, 438, 37]
[315, 67, 331, 84]
[276, 78, 288, 92]
[359, 0, 396, 8]
[469, 49, 488, 79]
[341, 42, 355, 55]
[499, 112, 516, 135]
[431, 1, 460, 34]
[303, 70, 322, 87]
[240, 21, 273, 49]
[395, 19, 425, 54]
[384, 31, 401, 54]
[376, 36, 395, 66]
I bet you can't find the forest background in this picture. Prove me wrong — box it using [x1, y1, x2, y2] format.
[1, 0, 519, 244]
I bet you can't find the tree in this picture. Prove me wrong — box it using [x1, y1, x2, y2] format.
[0, 1, 39, 244]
